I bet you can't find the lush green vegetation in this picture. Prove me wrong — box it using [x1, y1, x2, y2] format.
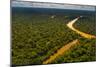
[12, 7, 96, 66]
[51, 15, 96, 64]
[74, 15, 96, 35]
[12, 13, 81, 65]
[52, 38, 96, 64]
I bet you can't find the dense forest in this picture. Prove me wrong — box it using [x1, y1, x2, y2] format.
[52, 38, 96, 64]
[12, 7, 96, 66]
[74, 15, 96, 35]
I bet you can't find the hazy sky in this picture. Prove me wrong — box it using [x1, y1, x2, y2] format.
[12, 0, 95, 11]
[13, 0, 96, 5]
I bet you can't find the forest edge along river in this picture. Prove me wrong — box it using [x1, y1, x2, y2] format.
[43, 16, 96, 64]
[43, 39, 79, 64]
[67, 17, 96, 39]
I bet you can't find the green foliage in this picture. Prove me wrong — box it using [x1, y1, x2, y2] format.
[52, 38, 96, 63]
[74, 15, 96, 35]
[12, 13, 96, 65]
[12, 14, 80, 65]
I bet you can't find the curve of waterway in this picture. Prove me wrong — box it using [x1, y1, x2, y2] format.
[67, 17, 96, 39]
[43, 17, 96, 64]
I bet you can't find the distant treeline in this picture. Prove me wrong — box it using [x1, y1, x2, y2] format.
[12, 7, 95, 16]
